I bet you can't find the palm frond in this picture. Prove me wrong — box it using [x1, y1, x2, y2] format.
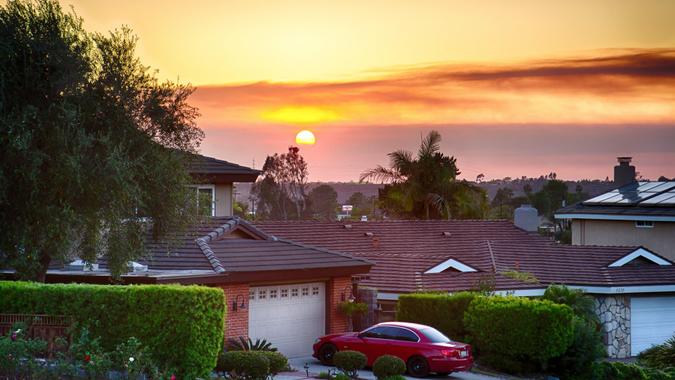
[418, 130, 441, 158]
[387, 149, 414, 174]
[359, 166, 403, 184]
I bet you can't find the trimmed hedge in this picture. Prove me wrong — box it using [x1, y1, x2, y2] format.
[219, 351, 270, 380]
[0, 281, 225, 379]
[334, 350, 367, 378]
[591, 361, 675, 380]
[372, 355, 406, 379]
[464, 296, 575, 373]
[396, 292, 477, 342]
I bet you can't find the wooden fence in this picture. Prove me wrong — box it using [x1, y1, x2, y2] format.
[0, 314, 72, 356]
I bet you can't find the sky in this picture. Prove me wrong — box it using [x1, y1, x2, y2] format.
[60, 0, 675, 181]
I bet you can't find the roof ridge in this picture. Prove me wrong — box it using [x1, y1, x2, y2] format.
[194, 219, 242, 274]
[274, 237, 374, 265]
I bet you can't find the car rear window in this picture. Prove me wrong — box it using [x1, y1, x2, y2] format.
[420, 327, 452, 343]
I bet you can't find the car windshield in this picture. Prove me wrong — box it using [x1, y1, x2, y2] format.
[420, 327, 452, 343]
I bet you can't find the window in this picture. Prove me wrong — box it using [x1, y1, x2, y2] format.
[421, 328, 452, 343]
[269, 289, 278, 299]
[312, 287, 320, 295]
[249, 290, 255, 300]
[361, 327, 388, 339]
[635, 221, 654, 228]
[291, 288, 299, 297]
[302, 287, 309, 296]
[387, 327, 419, 342]
[258, 290, 267, 299]
[281, 289, 289, 298]
[189, 185, 215, 216]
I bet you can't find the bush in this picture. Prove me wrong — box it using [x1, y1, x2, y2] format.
[639, 336, 675, 371]
[464, 296, 575, 373]
[0, 281, 225, 379]
[261, 351, 289, 375]
[373, 355, 406, 379]
[219, 351, 270, 380]
[227, 336, 278, 351]
[334, 373, 351, 380]
[591, 361, 675, 380]
[543, 285, 605, 378]
[333, 350, 367, 378]
[397, 292, 478, 342]
[380, 376, 406, 380]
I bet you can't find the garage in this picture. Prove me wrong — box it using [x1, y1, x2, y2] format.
[631, 296, 675, 356]
[249, 282, 326, 358]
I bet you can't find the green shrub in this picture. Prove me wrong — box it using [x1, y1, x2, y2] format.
[227, 336, 278, 351]
[338, 302, 368, 317]
[590, 361, 675, 380]
[373, 355, 406, 379]
[334, 373, 351, 380]
[0, 281, 225, 379]
[543, 285, 605, 379]
[464, 296, 575, 373]
[318, 371, 332, 379]
[261, 351, 289, 375]
[639, 336, 675, 371]
[219, 351, 270, 380]
[397, 292, 478, 342]
[334, 350, 367, 378]
[380, 376, 407, 380]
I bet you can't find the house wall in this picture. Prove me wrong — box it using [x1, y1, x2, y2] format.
[221, 283, 250, 339]
[572, 220, 675, 261]
[594, 295, 631, 359]
[215, 183, 233, 217]
[327, 276, 352, 333]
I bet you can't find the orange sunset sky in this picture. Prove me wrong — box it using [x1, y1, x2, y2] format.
[61, 0, 675, 181]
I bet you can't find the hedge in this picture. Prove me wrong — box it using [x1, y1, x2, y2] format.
[396, 292, 477, 342]
[464, 296, 575, 373]
[0, 281, 225, 379]
[591, 361, 675, 380]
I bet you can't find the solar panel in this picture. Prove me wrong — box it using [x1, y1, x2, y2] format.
[583, 182, 675, 206]
[640, 192, 675, 205]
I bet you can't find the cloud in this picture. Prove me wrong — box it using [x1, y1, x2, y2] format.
[190, 49, 675, 126]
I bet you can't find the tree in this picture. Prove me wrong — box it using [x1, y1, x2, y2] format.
[307, 184, 338, 220]
[346, 192, 376, 219]
[252, 147, 308, 220]
[361, 130, 487, 219]
[491, 187, 514, 219]
[0, 0, 203, 281]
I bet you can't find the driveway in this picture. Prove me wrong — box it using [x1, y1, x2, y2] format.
[279, 357, 506, 380]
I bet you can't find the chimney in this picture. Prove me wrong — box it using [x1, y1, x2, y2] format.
[614, 157, 636, 186]
[514, 204, 539, 232]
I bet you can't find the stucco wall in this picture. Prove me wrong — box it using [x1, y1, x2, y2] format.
[572, 220, 675, 261]
[215, 183, 233, 216]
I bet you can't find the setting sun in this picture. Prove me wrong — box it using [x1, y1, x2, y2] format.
[295, 130, 316, 145]
[263, 106, 339, 125]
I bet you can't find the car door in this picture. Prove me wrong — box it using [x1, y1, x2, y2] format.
[383, 326, 421, 361]
[352, 326, 389, 365]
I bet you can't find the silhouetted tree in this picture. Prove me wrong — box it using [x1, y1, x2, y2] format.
[308, 184, 338, 220]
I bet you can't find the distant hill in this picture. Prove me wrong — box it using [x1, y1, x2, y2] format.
[234, 179, 617, 204]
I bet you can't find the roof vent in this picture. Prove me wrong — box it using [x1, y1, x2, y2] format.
[128, 261, 148, 273]
[614, 157, 636, 186]
[442, 232, 452, 237]
[360, 215, 368, 222]
[344, 224, 352, 229]
[364, 232, 374, 237]
[66, 259, 99, 271]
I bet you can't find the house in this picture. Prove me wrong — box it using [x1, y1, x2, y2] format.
[186, 154, 260, 216]
[254, 219, 675, 358]
[4, 217, 372, 358]
[555, 158, 675, 261]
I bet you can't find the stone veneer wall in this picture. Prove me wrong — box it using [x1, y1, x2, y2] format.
[594, 295, 631, 358]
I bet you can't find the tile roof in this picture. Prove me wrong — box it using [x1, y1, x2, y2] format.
[48, 218, 371, 280]
[187, 154, 260, 176]
[254, 220, 675, 293]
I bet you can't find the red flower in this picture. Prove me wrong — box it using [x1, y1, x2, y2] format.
[170, 375, 176, 380]
[84, 354, 91, 363]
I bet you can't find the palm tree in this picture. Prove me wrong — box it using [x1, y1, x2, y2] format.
[360, 131, 463, 219]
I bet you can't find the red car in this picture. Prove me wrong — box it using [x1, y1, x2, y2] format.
[312, 322, 473, 377]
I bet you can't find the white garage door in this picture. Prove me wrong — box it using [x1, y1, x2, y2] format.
[631, 296, 675, 356]
[249, 282, 325, 358]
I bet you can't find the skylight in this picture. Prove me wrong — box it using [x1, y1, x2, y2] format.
[424, 258, 478, 274]
[608, 248, 672, 268]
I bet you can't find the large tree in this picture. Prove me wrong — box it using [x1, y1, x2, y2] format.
[252, 147, 308, 220]
[307, 184, 338, 220]
[0, 0, 203, 281]
[361, 130, 487, 219]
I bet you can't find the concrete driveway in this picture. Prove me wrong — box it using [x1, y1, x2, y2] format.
[281, 357, 506, 380]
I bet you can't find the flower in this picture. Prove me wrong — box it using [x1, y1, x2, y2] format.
[10, 332, 16, 342]
[129, 357, 135, 363]
[84, 354, 91, 363]
[170, 374, 176, 380]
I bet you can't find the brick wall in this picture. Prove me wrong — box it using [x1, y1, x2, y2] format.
[327, 276, 353, 334]
[220, 283, 250, 339]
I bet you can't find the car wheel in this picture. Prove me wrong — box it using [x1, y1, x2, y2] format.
[407, 356, 430, 378]
[318, 343, 338, 365]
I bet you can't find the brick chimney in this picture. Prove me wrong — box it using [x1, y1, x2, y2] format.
[614, 157, 636, 186]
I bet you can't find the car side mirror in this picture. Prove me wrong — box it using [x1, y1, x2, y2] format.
[357, 332, 366, 339]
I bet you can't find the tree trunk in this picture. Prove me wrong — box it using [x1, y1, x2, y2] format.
[35, 250, 52, 283]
